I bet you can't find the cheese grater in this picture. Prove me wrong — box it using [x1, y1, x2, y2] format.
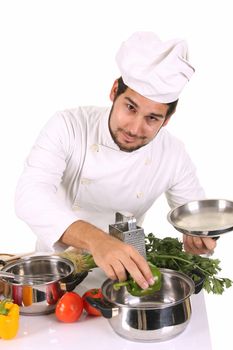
[109, 212, 146, 258]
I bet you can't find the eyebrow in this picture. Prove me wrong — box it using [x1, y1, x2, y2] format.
[124, 96, 166, 119]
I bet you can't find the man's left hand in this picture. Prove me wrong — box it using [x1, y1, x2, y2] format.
[183, 234, 217, 255]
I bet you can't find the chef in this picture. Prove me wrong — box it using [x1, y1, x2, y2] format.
[15, 32, 216, 290]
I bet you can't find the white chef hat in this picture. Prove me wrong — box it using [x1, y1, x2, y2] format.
[115, 31, 195, 103]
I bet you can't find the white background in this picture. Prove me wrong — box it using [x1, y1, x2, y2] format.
[0, 1, 232, 349]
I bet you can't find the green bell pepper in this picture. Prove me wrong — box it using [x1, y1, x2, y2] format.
[113, 262, 162, 297]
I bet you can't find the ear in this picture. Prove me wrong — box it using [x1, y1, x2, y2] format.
[109, 79, 119, 101]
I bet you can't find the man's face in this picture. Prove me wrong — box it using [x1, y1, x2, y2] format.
[109, 81, 170, 152]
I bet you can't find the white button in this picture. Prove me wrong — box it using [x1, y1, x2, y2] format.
[80, 178, 91, 185]
[145, 158, 151, 165]
[72, 204, 81, 210]
[90, 144, 99, 152]
[136, 192, 144, 198]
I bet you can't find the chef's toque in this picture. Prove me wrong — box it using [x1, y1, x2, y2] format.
[115, 31, 195, 103]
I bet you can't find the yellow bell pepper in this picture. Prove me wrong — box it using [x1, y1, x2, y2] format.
[0, 299, 19, 340]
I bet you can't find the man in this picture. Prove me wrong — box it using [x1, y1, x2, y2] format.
[15, 32, 216, 290]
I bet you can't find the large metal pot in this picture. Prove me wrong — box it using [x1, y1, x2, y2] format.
[0, 255, 87, 315]
[87, 269, 195, 342]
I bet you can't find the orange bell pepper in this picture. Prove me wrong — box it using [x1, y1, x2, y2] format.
[22, 286, 33, 306]
[0, 299, 19, 340]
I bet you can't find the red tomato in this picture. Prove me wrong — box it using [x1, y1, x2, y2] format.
[55, 291, 83, 323]
[82, 288, 103, 316]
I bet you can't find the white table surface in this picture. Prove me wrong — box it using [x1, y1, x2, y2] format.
[0, 269, 212, 350]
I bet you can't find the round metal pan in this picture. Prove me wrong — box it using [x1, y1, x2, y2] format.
[167, 199, 233, 237]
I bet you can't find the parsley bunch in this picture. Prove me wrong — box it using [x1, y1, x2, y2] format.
[145, 233, 232, 294]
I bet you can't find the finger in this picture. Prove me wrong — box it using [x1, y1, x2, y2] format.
[183, 235, 200, 251]
[202, 237, 217, 251]
[184, 243, 208, 255]
[102, 264, 118, 281]
[131, 253, 154, 284]
[119, 247, 154, 289]
[183, 235, 197, 252]
[192, 236, 205, 250]
[183, 235, 209, 255]
[125, 265, 150, 290]
[110, 260, 127, 282]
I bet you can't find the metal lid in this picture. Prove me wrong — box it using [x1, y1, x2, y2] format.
[167, 199, 233, 237]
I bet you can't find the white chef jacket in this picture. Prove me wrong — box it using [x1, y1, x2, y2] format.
[15, 106, 205, 252]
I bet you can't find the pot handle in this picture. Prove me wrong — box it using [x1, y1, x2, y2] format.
[191, 269, 206, 294]
[63, 271, 88, 292]
[85, 296, 118, 319]
[0, 260, 6, 267]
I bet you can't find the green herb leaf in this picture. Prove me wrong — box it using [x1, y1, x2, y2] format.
[145, 233, 232, 295]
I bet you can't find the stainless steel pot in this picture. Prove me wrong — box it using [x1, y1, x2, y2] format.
[87, 269, 195, 342]
[0, 255, 87, 315]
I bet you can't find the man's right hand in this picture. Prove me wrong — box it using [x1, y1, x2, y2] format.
[89, 232, 155, 289]
[60, 220, 155, 290]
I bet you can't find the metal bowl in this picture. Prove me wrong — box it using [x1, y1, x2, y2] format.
[1, 255, 87, 315]
[167, 199, 233, 237]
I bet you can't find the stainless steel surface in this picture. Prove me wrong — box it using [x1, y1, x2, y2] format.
[109, 212, 146, 257]
[0, 271, 67, 283]
[1, 255, 75, 315]
[0, 271, 16, 279]
[167, 199, 233, 237]
[100, 269, 195, 342]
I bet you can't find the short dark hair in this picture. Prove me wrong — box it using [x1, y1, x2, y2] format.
[116, 77, 178, 118]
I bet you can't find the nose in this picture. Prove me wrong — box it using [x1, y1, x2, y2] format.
[127, 116, 144, 136]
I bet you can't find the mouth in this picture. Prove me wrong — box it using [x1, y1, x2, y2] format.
[121, 131, 138, 143]
[110, 127, 148, 152]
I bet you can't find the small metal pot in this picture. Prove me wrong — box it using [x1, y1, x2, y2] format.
[87, 269, 195, 342]
[0, 255, 87, 315]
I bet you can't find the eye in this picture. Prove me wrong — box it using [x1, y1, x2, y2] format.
[126, 104, 136, 113]
[147, 116, 159, 122]
[146, 115, 165, 126]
